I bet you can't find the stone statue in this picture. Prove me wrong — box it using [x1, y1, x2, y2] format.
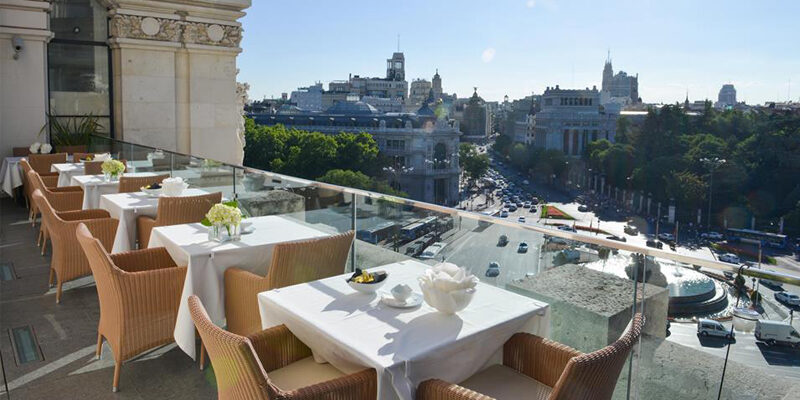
[235, 78, 249, 164]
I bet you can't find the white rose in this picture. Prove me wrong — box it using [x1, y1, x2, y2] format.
[29, 142, 41, 153]
[40, 143, 52, 154]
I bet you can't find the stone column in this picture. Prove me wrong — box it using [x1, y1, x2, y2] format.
[0, 1, 52, 157]
[108, 1, 249, 165]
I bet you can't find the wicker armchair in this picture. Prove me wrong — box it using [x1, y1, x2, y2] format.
[189, 295, 376, 400]
[13, 147, 30, 156]
[417, 314, 644, 400]
[84, 159, 127, 175]
[32, 189, 118, 303]
[75, 223, 187, 393]
[28, 152, 67, 175]
[136, 191, 222, 247]
[224, 230, 355, 337]
[20, 159, 58, 219]
[118, 174, 170, 193]
[26, 170, 83, 252]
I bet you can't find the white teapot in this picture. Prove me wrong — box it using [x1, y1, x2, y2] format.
[161, 177, 188, 196]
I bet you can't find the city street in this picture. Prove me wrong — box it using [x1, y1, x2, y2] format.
[668, 321, 800, 381]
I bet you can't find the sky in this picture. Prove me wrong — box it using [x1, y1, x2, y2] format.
[238, 0, 800, 105]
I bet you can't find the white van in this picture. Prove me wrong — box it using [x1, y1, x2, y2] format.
[697, 319, 734, 339]
[755, 320, 800, 348]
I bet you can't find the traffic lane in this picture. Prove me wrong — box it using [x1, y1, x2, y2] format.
[439, 221, 545, 288]
[668, 322, 800, 380]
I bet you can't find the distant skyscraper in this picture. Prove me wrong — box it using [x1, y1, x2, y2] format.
[600, 53, 639, 104]
[386, 52, 405, 81]
[717, 84, 737, 108]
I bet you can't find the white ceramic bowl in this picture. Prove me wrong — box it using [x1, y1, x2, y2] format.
[420, 284, 476, 314]
[348, 279, 387, 294]
[141, 187, 162, 197]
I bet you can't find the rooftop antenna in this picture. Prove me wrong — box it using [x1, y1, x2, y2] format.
[397, 34, 400, 52]
[788, 78, 791, 102]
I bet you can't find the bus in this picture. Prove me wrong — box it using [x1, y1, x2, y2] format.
[356, 221, 397, 244]
[419, 242, 447, 260]
[726, 228, 788, 249]
[400, 216, 438, 241]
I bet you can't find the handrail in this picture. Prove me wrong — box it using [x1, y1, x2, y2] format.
[89, 134, 800, 287]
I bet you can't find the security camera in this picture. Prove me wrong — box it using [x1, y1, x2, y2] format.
[12, 36, 23, 60]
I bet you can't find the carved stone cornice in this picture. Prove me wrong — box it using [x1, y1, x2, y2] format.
[109, 14, 242, 48]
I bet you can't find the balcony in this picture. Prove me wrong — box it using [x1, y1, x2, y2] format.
[1, 135, 799, 399]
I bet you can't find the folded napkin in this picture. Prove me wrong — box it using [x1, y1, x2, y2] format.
[94, 153, 111, 161]
[163, 176, 184, 184]
[419, 262, 478, 293]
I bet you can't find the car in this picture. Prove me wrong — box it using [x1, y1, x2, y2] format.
[723, 271, 734, 280]
[518, 242, 529, 253]
[624, 225, 639, 235]
[557, 225, 576, 232]
[606, 235, 627, 242]
[522, 179, 529, 185]
[719, 253, 741, 264]
[646, 239, 663, 249]
[518, 216, 526, 223]
[524, 201, 532, 208]
[578, 205, 589, 212]
[701, 231, 724, 241]
[697, 319, 734, 340]
[485, 262, 500, 277]
[774, 291, 800, 306]
[516, 202, 524, 208]
[497, 235, 509, 246]
[658, 233, 675, 242]
[531, 198, 539, 205]
[500, 210, 509, 218]
[508, 205, 517, 212]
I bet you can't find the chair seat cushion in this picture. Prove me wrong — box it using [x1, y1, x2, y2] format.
[268, 356, 346, 392]
[460, 364, 553, 400]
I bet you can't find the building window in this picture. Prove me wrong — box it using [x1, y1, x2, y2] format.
[48, 0, 112, 136]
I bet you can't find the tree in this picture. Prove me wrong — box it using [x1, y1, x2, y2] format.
[317, 169, 406, 197]
[493, 134, 513, 156]
[459, 143, 489, 181]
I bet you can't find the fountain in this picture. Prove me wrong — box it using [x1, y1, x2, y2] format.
[585, 253, 729, 318]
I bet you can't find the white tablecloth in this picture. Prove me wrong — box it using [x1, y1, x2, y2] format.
[258, 261, 550, 400]
[70, 173, 158, 209]
[51, 163, 85, 187]
[0, 156, 24, 197]
[147, 215, 332, 359]
[98, 188, 209, 253]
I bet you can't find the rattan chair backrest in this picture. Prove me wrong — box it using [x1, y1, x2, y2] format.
[118, 174, 170, 193]
[549, 313, 644, 400]
[28, 152, 67, 174]
[188, 295, 270, 399]
[154, 192, 222, 227]
[266, 230, 355, 290]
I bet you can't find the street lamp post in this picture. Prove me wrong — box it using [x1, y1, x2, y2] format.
[382, 164, 413, 191]
[700, 157, 726, 230]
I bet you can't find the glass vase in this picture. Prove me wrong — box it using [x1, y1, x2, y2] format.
[103, 172, 120, 182]
[208, 223, 241, 242]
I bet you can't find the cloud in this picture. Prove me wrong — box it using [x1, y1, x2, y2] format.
[526, 0, 536, 8]
[482, 48, 496, 63]
[526, 0, 558, 11]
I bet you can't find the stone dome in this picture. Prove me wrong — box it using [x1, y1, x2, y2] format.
[326, 101, 379, 115]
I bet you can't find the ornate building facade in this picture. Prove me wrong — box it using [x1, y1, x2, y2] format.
[532, 86, 617, 156]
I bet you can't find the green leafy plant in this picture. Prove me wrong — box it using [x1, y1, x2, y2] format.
[39, 113, 103, 147]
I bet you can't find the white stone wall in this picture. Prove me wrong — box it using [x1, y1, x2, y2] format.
[0, 1, 52, 156]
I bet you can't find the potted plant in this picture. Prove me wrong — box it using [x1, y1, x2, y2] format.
[202, 201, 243, 242]
[39, 113, 103, 154]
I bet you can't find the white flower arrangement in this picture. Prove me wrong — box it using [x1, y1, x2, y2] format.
[101, 159, 125, 176]
[204, 203, 242, 227]
[29, 142, 41, 154]
[40, 143, 52, 154]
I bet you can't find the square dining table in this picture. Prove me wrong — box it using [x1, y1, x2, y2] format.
[147, 215, 332, 359]
[70, 172, 158, 209]
[51, 162, 84, 187]
[258, 260, 550, 400]
[98, 188, 210, 253]
[0, 156, 24, 197]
